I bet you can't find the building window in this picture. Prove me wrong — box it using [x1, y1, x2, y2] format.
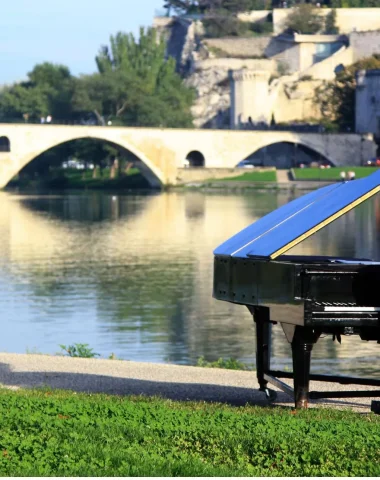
[314, 42, 344, 64]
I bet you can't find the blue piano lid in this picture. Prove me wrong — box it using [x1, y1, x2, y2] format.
[214, 170, 380, 260]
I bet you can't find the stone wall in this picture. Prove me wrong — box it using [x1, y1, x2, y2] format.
[204, 36, 272, 58]
[300, 45, 353, 80]
[350, 31, 380, 62]
[192, 57, 276, 72]
[203, 37, 314, 74]
[166, 18, 195, 72]
[356, 70, 380, 135]
[187, 58, 276, 128]
[176, 167, 275, 184]
[230, 70, 271, 127]
[273, 8, 380, 35]
[271, 80, 322, 123]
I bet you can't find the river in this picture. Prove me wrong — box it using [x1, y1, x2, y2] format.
[0, 189, 380, 376]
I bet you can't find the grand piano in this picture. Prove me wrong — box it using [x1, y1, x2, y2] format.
[213, 170, 380, 409]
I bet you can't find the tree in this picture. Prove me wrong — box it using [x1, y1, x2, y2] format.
[163, 0, 270, 14]
[0, 62, 75, 123]
[314, 55, 380, 132]
[73, 28, 194, 128]
[285, 4, 324, 34]
[325, 9, 339, 34]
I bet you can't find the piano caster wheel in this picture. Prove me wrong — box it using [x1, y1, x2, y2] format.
[264, 388, 277, 402]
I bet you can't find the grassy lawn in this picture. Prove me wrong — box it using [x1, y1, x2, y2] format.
[215, 170, 277, 182]
[0, 388, 379, 476]
[293, 167, 379, 181]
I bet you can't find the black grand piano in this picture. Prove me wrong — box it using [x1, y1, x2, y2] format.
[213, 171, 380, 409]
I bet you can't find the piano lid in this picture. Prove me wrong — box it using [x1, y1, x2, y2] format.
[214, 170, 380, 260]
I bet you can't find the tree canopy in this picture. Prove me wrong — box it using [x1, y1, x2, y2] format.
[285, 4, 325, 34]
[0, 28, 195, 177]
[163, 0, 271, 14]
[0, 28, 194, 129]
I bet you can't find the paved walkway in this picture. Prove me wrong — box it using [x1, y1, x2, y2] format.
[276, 169, 290, 183]
[0, 353, 377, 412]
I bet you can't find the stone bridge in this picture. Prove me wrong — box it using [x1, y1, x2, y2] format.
[0, 124, 376, 187]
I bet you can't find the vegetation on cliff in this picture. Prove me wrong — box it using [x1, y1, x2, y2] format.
[163, 0, 379, 13]
[315, 55, 380, 132]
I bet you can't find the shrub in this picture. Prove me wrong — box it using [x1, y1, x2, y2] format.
[285, 4, 324, 35]
[59, 343, 100, 358]
[196, 356, 252, 370]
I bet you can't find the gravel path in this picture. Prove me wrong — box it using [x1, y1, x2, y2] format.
[0, 353, 378, 412]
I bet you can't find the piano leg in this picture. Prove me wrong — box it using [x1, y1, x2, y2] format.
[291, 327, 315, 409]
[253, 307, 271, 392]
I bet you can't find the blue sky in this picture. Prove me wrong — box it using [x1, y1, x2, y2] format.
[1, 0, 164, 84]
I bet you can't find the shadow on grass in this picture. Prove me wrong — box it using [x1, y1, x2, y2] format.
[0, 361, 373, 411]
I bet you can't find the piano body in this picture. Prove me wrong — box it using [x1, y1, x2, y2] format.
[213, 171, 380, 409]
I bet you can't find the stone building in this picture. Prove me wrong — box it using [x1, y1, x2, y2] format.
[356, 70, 380, 136]
[154, 9, 380, 129]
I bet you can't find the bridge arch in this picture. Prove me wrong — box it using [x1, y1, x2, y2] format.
[185, 151, 205, 167]
[0, 136, 10, 152]
[7, 131, 166, 188]
[237, 138, 334, 169]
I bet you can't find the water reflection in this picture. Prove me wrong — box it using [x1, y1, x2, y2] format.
[0, 190, 380, 376]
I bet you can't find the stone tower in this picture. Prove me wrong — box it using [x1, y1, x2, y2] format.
[229, 68, 271, 129]
[356, 69, 380, 136]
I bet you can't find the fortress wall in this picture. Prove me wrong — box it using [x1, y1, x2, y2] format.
[301, 46, 354, 80]
[272, 81, 322, 123]
[274, 8, 380, 35]
[204, 36, 272, 58]
[193, 57, 277, 73]
[350, 30, 380, 62]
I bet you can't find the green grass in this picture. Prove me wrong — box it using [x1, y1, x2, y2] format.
[0, 388, 379, 476]
[215, 170, 277, 182]
[293, 166, 379, 181]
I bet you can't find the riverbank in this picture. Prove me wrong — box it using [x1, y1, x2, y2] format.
[8, 166, 379, 193]
[6, 169, 152, 191]
[182, 180, 335, 192]
[0, 353, 378, 476]
[0, 353, 377, 411]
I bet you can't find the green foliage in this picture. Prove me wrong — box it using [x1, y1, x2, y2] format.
[164, 0, 271, 14]
[314, 55, 380, 132]
[0, 63, 75, 122]
[196, 356, 252, 369]
[165, 0, 380, 10]
[277, 61, 290, 76]
[74, 28, 195, 128]
[325, 9, 339, 34]
[0, 388, 379, 476]
[203, 14, 251, 37]
[250, 20, 273, 35]
[0, 29, 195, 130]
[285, 4, 324, 34]
[59, 343, 100, 358]
[330, 0, 379, 6]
